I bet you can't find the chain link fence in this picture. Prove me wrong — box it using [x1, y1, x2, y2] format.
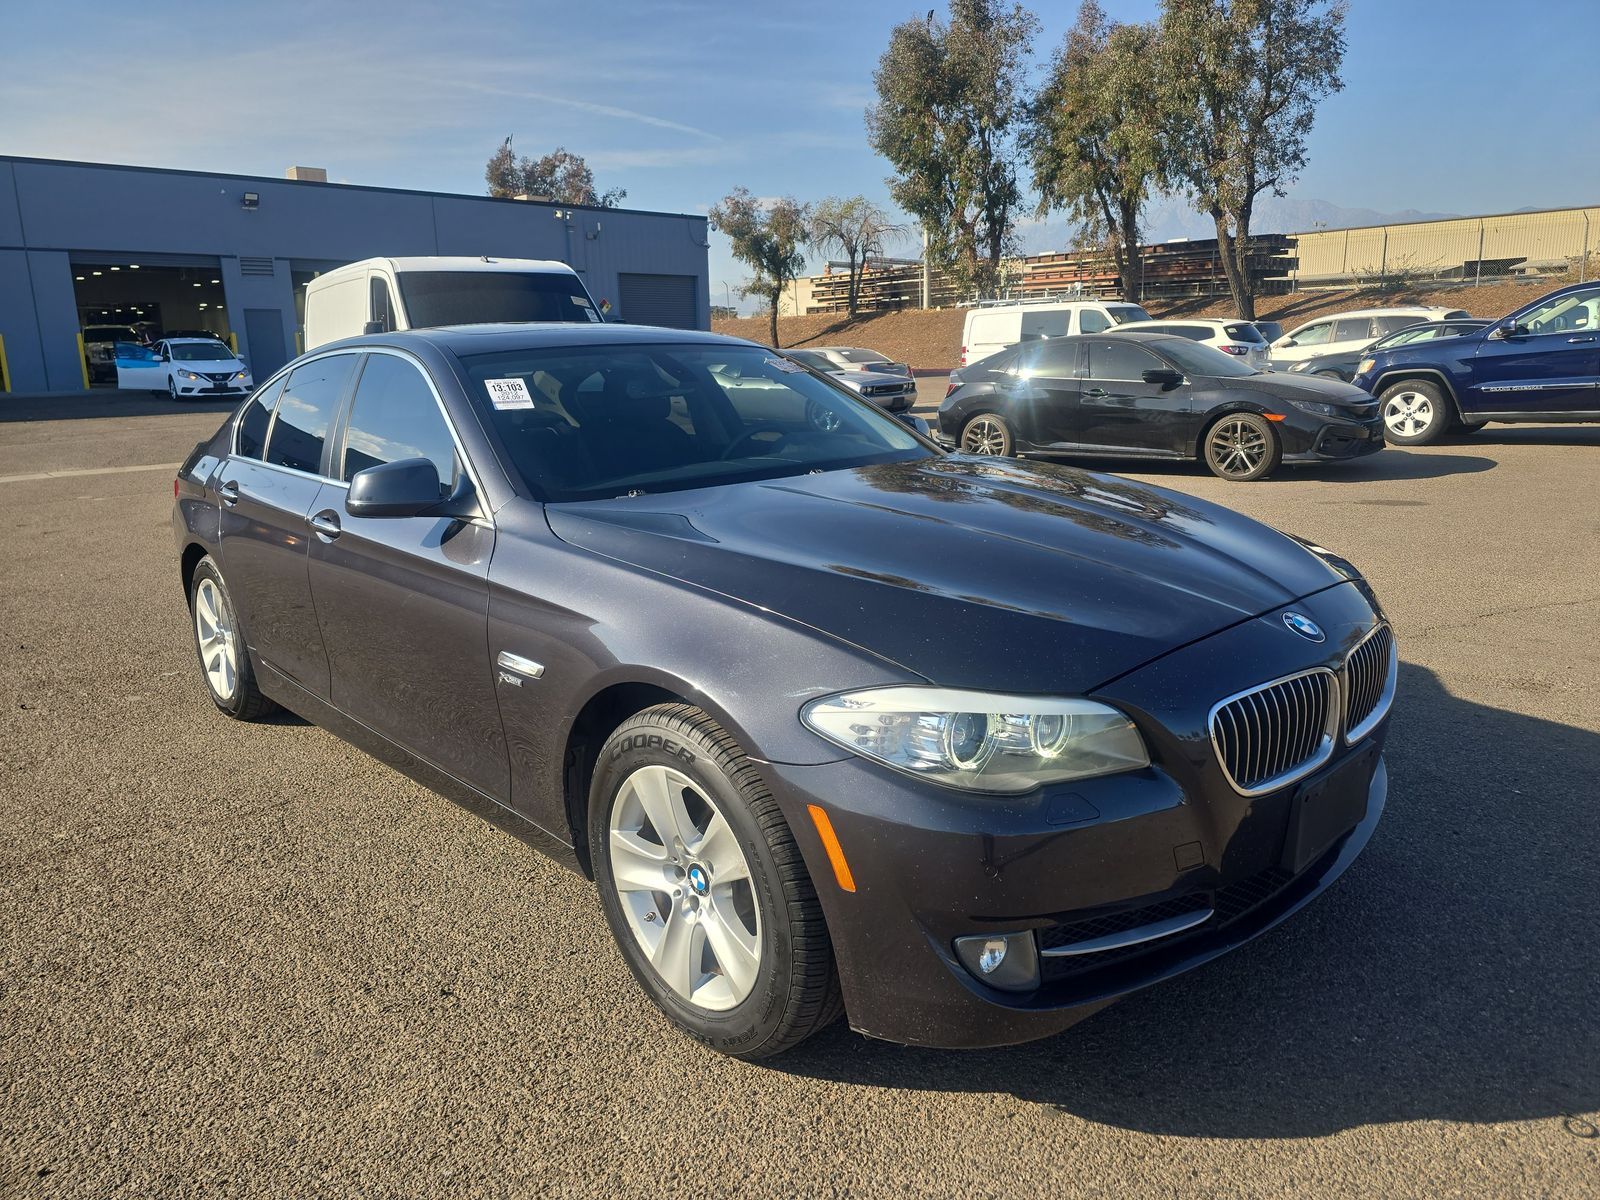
[1292, 206, 1599, 290]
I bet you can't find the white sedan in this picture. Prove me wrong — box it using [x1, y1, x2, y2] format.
[116, 337, 253, 398]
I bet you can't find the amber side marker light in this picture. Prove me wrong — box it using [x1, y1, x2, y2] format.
[1264, 413, 1287, 421]
[806, 804, 857, 893]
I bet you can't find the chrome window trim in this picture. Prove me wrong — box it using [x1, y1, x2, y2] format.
[1342, 622, 1398, 745]
[1208, 667, 1340, 797]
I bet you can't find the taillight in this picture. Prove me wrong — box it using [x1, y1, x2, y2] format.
[960, 346, 968, 366]
[1219, 344, 1250, 356]
[945, 382, 959, 398]
[173, 478, 180, 498]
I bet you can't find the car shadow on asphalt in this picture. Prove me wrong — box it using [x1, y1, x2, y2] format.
[0, 392, 240, 423]
[1066, 449, 1498, 485]
[773, 663, 1600, 1138]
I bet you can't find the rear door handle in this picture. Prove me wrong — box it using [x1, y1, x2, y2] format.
[309, 510, 341, 540]
[218, 479, 240, 507]
[1567, 335, 1596, 343]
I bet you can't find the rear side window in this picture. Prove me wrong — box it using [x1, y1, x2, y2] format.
[266, 354, 356, 475]
[341, 355, 459, 496]
[235, 377, 285, 460]
[1334, 318, 1374, 341]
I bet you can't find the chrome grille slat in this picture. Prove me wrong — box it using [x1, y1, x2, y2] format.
[1210, 669, 1336, 796]
[1343, 624, 1396, 744]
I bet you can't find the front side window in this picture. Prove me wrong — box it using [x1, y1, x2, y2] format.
[1513, 286, 1600, 335]
[1077, 309, 1111, 335]
[1292, 322, 1332, 347]
[1372, 315, 1427, 337]
[369, 276, 395, 332]
[1088, 340, 1164, 381]
[266, 354, 356, 475]
[341, 355, 459, 496]
[459, 343, 925, 502]
[1105, 306, 1150, 325]
[236, 377, 285, 460]
[397, 272, 597, 329]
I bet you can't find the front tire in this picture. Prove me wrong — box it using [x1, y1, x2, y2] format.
[168, 377, 179, 402]
[960, 412, 1013, 456]
[1202, 412, 1282, 481]
[189, 556, 277, 720]
[589, 704, 842, 1059]
[1379, 379, 1450, 445]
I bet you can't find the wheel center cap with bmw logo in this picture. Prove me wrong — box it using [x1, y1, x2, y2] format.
[687, 864, 710, 895]
[1282, 611, 1325, 642]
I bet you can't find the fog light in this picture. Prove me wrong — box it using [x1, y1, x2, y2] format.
[954, 931, 1040, 992]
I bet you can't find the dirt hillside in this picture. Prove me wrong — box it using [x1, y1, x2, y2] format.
[711, 279, 1552, 371]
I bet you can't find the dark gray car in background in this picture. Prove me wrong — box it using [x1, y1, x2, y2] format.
[173, 323, 1393, 1058]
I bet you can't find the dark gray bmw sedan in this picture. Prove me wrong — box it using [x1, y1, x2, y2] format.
[173, 323, 1394, 1058]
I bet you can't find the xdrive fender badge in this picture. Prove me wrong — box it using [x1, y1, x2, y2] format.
[1282, 611, 1326, 642]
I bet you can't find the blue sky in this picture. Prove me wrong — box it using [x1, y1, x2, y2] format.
[4, 0, 1597, 310]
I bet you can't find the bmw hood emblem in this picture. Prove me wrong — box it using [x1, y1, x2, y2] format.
[1282, 611, 1325, 642]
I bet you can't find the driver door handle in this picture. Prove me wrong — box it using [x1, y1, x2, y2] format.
[1567, 335, 1596, 344]
[309, 510, 341, 539]
[218, 479, 240, 507]
[1084, 387, 1108, 398]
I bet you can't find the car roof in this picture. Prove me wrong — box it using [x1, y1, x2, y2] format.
[812, 345, 887, 354]
[165, 336, 231, 345]
[311, 256, 578, 285]
[315, 322, 757, 359]
[1137, 318, 1246, 329]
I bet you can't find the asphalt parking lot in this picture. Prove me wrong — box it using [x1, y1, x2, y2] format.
[2, 394, 1598, 1198]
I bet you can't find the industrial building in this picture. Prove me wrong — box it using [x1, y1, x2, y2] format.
[0, 156, 711, 394]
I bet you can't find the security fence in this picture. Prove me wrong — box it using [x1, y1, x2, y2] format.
[1292, 206, 1599, 289]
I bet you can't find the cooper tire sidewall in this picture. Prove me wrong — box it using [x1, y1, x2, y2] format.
[589, 715, 798, 1056]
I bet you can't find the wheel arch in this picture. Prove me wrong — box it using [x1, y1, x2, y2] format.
[1190, 400, 1280, 458]
[179, 541, 208, 602]
[1371, 368, 1462, 414]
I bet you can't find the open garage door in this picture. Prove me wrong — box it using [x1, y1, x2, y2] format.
[617, 273, 698, 329]
[71, 254, 229, 386]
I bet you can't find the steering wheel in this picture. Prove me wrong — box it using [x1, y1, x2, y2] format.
[722, 424, 791, 460]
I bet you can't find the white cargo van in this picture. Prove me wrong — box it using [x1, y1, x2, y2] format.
[960, 298, 1151, 366]
[302, 257, 601, 351]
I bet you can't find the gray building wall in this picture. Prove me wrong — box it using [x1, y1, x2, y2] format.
[0, 156, 711, 393]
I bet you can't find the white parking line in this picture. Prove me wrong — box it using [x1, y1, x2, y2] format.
[0, 462, 176, 485]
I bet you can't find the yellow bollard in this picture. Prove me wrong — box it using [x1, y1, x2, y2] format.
[228, 332, 238, 355]
[77, 332, 90, 389]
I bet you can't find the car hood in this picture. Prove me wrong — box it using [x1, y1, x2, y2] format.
[1216, 372, 1372, 406]
[543, 456, 1347, 693]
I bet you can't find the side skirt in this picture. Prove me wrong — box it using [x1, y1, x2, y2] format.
[255, 659, 587, 877]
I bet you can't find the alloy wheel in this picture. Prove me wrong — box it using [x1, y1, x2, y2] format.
[1207, 418, 1270, 478]
[961, 415, 1008, 455]
[1383, 390, 1434, 438]
[193, 577, 238, 700]
[607, 764, 762, 1011]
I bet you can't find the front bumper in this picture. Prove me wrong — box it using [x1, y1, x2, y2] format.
[174, 378, 250, 397]
[1281, 414, 1385, 463]
[769, 584, 1390, 1049]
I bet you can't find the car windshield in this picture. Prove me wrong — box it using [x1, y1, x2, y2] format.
[1222, 322, 1265, 343]
[1155, 338, 1260, 377]
[836, 348, 890, 364]
[398, 271, 597, 328]
[786, 349, 835, 371]
[459, 343, 928, 502]
[169, 342, 233, 361]
[1106, 306, 1151, 325]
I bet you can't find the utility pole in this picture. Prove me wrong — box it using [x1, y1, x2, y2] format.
[921, 226, 931, 309]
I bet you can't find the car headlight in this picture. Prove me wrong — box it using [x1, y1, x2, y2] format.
[1287, 360, 1310, 373]
[800, 686, 1149, 794]
[1356, 358, 1376, 375]
[231, 370, 249, 381]
[178, 369, 202, 380]
[1288, 399, 1348, 417]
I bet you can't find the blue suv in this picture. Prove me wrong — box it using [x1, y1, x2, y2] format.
[1352, 281, 1600, 444]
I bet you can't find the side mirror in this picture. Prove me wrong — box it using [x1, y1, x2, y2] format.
[347, 458, 444, 518]
[1276, 338, 1296, 349]
[1497, 317, 1522, 338]
[160, 350, 171, 361]
[362, 320, 386, 336]
[1142, 367, 1184, 388]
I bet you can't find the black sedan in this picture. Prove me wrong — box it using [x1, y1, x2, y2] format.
[173, 323, 1393, 1057]
[939, 331, 1384, 480]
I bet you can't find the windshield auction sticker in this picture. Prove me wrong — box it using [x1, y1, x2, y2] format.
[485, 377, 535, 409]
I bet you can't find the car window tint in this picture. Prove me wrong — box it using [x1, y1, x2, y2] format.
[236, 377, 285, 460]
[1516, 286, 1600, 334]
[1077, 309, 1110, 334]
[1292, 323, 1332, 346]
[1334, 318, 1374, 341]
[1022, 310, 1071, 339]
[342, 355, 458, 496]
[1028, 341, 1079, 377]
[369, 276, 395, 333]
[1223, 322, 1265, 343]
[266, 354, 355, 475]
[1089, 340, 1164, 380]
